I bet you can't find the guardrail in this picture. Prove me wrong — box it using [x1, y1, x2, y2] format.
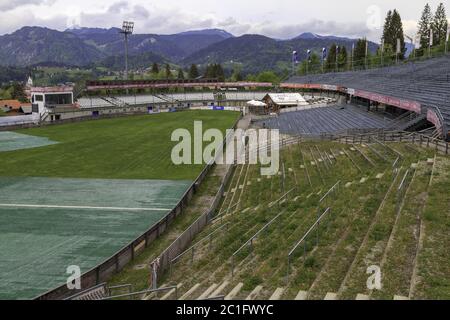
[285, 130, 449, 155]
[287, 207, 332, 279]
[34, 114, 242, 300]
[101, 286, 178, 300]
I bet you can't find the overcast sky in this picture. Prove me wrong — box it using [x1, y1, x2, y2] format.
[0, 0, 448, 42]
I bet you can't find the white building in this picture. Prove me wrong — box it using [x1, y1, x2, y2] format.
[30, 86, 74, 116]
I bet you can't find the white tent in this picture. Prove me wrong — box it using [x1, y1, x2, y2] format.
[246, 100, 267, 107]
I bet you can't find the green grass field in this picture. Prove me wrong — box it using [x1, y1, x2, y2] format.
[0, 110, 240, 299]
[0, 110, 240, 180]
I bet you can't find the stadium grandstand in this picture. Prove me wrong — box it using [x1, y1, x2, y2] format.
[283, 55, 450, 141]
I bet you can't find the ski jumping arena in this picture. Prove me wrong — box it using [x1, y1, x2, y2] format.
[0, 55, 449, 300]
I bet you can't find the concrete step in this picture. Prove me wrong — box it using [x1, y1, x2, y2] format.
[245, 285, 263, 300]
[269, 288, 285, 300]
[179, 283, 200, 300]
[210, 281, 229, 298]
[355, 294, 370, 300]
[394, 295, 409, 300]
[324, 292, 337, 300]
[160, 283, 183, 300]
[197, 283, 219, 300]
[295, 290, 308, 300]
[225, 283, 243, 300]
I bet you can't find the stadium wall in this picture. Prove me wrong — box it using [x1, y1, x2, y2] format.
[34, 114, 242, 300]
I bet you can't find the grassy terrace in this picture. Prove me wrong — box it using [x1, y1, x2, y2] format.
[0, 110, 240, 180]
[146, 140, 449, 300]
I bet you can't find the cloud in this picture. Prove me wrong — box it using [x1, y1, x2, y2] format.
[0, 0, 53, 11]
[0, 0, 420, 43]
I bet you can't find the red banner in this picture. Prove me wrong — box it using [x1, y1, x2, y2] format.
[87, 82, 273, 91]
[427, 109, 442, 131]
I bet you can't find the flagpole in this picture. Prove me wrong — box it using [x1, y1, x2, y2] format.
[445, 28, 449, 55]
[429, 28, 433, 58]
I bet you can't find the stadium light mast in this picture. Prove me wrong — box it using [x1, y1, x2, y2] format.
[120, 21, 134, 80]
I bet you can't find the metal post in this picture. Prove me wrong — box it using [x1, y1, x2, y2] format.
[124, 33, 129, 80]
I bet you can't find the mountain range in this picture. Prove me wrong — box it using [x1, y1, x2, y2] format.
[0, 27, 379, 74]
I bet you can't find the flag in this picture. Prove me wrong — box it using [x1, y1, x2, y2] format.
[430, 29, 433, 47]
[322, 47, 327, 60]
[396, 38, 401, 54]
[292, 51, 299, 64]
[307, 49, 311, 62]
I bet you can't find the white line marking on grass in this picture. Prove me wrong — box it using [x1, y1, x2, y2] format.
[0, 203, 171, 212]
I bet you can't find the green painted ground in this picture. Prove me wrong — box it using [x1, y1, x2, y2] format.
[0, 110, 240, 299]
[0, 177, 191, 300]
[0, 132, 58, 152]
[0, 110, 240, 180]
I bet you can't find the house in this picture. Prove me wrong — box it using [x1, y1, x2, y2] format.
[262, 93, 308, 113]
[0, 100, 32, 114]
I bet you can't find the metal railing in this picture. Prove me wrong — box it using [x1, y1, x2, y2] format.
[287, 207, 332, 278]
[101, 286, 178, 300]
[231, 209, 288, 277]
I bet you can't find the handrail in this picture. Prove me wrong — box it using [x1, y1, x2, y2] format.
[231, 209, 288, 276]
[171, 222, 230, 264]
[101, 285, 178, 300]
[288, 207, 331, 258]
[426, 104, 448, 140]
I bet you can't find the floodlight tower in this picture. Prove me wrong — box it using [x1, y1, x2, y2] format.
[120, 21, 134, 80]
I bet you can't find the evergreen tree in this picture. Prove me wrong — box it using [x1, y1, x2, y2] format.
[188, 64, 199, 79]
[300, 52, 321, 74]
[165, 64, 172, 79]
[390, 10, 406, 59]
[326, 44, 337, 71]
[11, 82, 27, 102]
[337, 46, 348, 69]
[151, 63, 159, 74]
[353, 39, 368, 69]
[432, 3, 448, 46]
[382, 10, 406, 59]
[382, 10, 393, 50]
[177, 68, 185, 80]
[215, 64, 225, 81]
[418, 3, 433, 49]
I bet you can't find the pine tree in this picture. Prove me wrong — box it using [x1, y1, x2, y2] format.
[215, 64, 225, 81]
[432, 3, 448, 46]
[151, 63, 159, 74]
[382, 10, 393, 50]
[390, 10, 406, 59]
[177, 68, 185, 80]
[353, 39, 367, 69]
[165, 64, 172, 79]
[338, 46, 348, 69]
[326, 44, 337, 71]
[418, 3, 433, 49]
[188, 64, 199, 79]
